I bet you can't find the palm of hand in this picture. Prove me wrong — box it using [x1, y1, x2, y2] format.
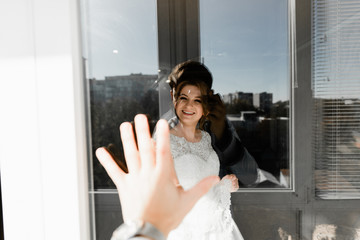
[96, 115, 219, 236]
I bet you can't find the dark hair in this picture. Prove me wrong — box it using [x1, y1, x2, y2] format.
[168, 60, 213, 90]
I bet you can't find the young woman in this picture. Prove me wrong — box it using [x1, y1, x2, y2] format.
[163, 79, 244, 240]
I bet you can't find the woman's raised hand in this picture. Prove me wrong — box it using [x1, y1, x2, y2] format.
[222, 174, 239, 192]
[95, 114, 220, 237]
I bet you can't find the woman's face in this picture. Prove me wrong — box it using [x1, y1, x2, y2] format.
[174, 84, 204, 126]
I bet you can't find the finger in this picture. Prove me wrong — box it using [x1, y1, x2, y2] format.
[120, 122, 141, 172]
[104, 144, 128, 173]
[183, 176, 220, 208]
[155, 119, 173, 171]
[96, 147, 125, 185]
[150, 138, 156, 150]
[134, 114, 155, 169]
[153, 119, 180, 186]
[155, 120, 180, 186]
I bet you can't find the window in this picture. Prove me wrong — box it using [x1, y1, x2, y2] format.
[81, 0, 296, 238]
[79, 0, 360, 239]
[81, 0, 159, 238]
[312, 0, 360, 199]
[200, 0, 293, 189]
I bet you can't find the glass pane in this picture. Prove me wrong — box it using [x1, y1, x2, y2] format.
[312, 0, 360, 199]
[313, 209, 360, 239]
[236, 207, 298, 239]
[80, 0, 159, 238]
[200, 0, 291, 189]
[82, 0, 159, 189]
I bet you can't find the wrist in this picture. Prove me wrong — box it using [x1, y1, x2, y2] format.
[111, 220, 166, 240]
[144, 217, 172, 237]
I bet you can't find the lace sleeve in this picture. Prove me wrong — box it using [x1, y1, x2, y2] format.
[216, 178, 232, 208]
[211, 177, 232, 229]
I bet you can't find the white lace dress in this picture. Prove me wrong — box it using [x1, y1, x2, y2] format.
[167, 131, 244, 240]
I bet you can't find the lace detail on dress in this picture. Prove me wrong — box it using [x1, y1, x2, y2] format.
[169, 131, 212, 161]
[215, 178, 233, 227]
[165, 130, 243, 240]
[169, 131, 219, 191]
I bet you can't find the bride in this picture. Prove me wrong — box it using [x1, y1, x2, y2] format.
[161, 78, 244, 240]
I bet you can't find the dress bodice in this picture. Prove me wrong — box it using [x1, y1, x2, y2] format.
[170, 131, 220, 190]
[168, 131, 240, 240]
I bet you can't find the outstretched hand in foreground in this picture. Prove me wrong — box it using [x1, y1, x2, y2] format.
[95, 114, 220, 237]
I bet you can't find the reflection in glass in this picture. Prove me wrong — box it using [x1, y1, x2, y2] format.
[312, 0, 360, 199]
[200, 0, 291, 188]
[90, 75, 159, 189]
[82, 0, 159, 190]
[81, 1, 159, 238]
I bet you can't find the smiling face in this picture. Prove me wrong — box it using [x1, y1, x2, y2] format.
[174, 84, 204, 127]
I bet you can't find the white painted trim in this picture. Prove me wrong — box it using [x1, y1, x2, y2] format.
[0, 0, 90, 239]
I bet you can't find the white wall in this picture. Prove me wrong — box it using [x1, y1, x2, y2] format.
[0, 0, 90, 239]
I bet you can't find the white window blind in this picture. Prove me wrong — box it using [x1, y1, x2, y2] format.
[312, 0, 360, 199]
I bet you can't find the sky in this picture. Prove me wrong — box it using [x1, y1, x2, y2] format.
[83, 0, 290, 102]
[200, 0, 289, 102]
[83, 0, 158, 78]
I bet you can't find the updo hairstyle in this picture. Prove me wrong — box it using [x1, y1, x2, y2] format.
[168, 60, 213, 90]
[168, 60, 213, 123]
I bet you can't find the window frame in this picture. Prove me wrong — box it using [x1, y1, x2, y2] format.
[0, 0, 91, 239]
[157, 0, 297, 192]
